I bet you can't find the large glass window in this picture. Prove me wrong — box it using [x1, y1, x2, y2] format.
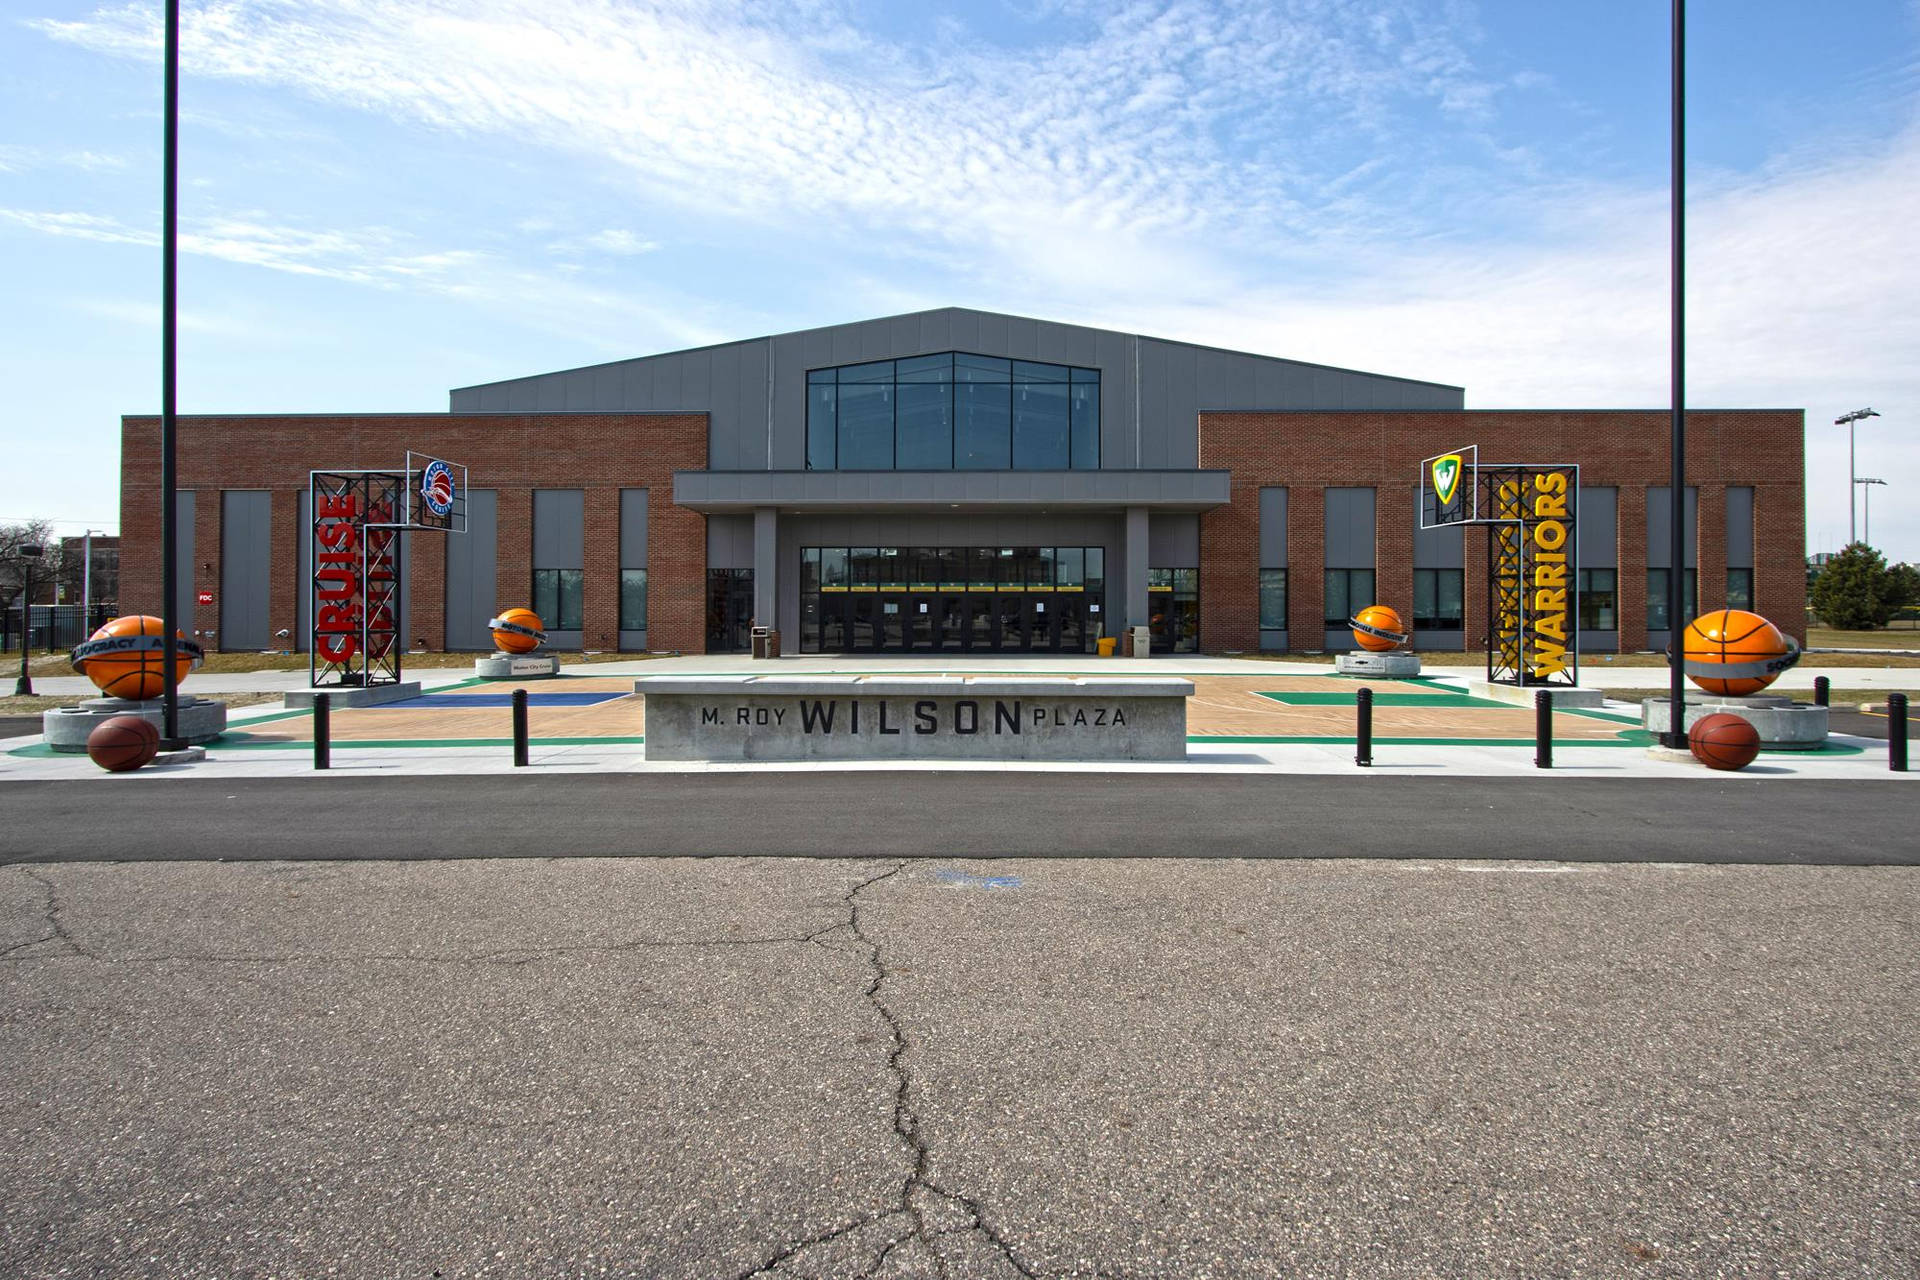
[619, 569, 647, 632]
[1647, 568, 1697, 631]
[1577, 568, 1616, 631]
[1324, 569, 1376, 627]
[1727, 568, 1754, 612]
[533, 568, 583, 632]
[1148, 568, 1199, 653]
[1259, 569, 1287, 631]
[1412, 568, 1464, 630]
[804, 351, 1098, 470]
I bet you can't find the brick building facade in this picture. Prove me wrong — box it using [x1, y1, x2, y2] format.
[116, 309, 1806, 659]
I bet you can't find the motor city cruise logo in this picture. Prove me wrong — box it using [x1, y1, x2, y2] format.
[419, 459, 456, 518]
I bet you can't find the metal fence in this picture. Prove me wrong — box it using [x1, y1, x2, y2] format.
[2, 604, 119, 653]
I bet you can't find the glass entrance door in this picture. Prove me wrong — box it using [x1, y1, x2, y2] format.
[996, 594, 1027, 651]
[1057, 595, 1085, 653]
[706, 569, 753, 653]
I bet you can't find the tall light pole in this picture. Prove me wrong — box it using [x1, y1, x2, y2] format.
[1855, 477, 1887, 547]
[160, 0, 181, 746]
[1835, 408, 1879, 545]
[14, 544, 44, 696]
[1663, 0, 1689, 749]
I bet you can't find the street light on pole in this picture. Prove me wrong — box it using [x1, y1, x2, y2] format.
[1835, 408, 1880, 545]
[1855, 477, 1887, 547]
[14, 543, 44, 697]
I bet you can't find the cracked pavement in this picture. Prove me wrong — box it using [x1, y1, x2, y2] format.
[3, 856, 1918, 1278]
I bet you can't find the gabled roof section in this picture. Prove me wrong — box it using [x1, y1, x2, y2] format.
[448, 305, 1462, 401]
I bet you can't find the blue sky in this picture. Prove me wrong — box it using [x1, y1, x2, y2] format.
[3, 0, 1917, 560]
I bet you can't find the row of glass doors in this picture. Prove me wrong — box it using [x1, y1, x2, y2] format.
[804, 591, 1102, 653]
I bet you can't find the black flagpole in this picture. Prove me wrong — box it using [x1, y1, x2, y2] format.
[160, 0, 180, 745]
[1664, 0, 1688, 749]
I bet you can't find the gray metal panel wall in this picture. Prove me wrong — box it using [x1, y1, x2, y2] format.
[220, 490, 271, 650]
[532, 490, 585, 569]
[1579, 487, 1618, 569]
[1324, 487, 1375, 566]
[445, 489, 497, 650]
[175, 491, 195, 628]
[1147, 515, 1199, 566]
[1258, 488, 1287, 566]
[1726, 487, 1754, 566]
[1646, 487, 1699, 567]
[450, 307, 1463, 476]
[620, 489, 648, 566]
[707, 515, 754, 569]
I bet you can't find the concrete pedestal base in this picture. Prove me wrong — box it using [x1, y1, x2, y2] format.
[285, 682, 422, 709]
[474, 653, 562, 679]
[1467, 680, 1607, 710]
[636, 675, 1193, 762]
[43, 697, 228, 753]
[1336, 651, 1422, 677]
[1641, 694, 1828, 750]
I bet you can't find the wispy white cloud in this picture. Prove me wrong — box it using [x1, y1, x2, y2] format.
[550, 228, 659, 256]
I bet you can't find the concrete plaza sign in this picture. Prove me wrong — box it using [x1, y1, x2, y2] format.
[635, 675, 1193, 761]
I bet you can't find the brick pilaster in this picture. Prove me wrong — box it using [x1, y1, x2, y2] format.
[192, 491, 219, 646]
[1376, 482, 1415, 639]
[1617, 486, 1649, 652]
[494, 488, 533, 618]
[1290, 487, 1326, 647]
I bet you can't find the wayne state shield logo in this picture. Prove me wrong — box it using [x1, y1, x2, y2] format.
[1431, 454, 1464, 507]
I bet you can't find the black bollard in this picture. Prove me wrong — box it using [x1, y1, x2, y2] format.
[1891, 693, 1909, 773]
[512, 686, 530, 767]
[312, 693, 330, 771]
[1813, 676, 1830, 707]
[1534, 689, 1553, 770]
[1355, 686, 1373, 767]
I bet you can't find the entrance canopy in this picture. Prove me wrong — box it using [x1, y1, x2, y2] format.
[673, 469, 1229, 514]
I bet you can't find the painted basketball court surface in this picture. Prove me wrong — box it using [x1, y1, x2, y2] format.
[4, 659, 1901, 781]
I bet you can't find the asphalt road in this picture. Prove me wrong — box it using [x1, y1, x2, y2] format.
[2, 772, 1917, 865]
[3, 855, 1917, 1278]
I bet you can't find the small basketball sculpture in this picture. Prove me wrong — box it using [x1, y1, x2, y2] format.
[70, 615, 202, 700]
[86, 715, 161, 773]
[488, 608, 547, 655]
[1689, 712, 1761, 771]
[1349, 604, 1410, 653]
[1682, 609, 1800, 697]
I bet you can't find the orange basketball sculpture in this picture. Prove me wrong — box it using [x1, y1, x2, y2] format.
[1681, 609, 1800, 697]
[1349, 604, 1409, 653]
[69, 615, 202, 701]
[488, 608, 547, 655]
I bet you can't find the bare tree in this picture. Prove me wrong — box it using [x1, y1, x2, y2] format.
[1, 519, 61, 606]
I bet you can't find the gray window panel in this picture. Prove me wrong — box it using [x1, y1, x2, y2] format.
[1646, 487, 1698, 568]
[175, 490, 196, 628]
[1726, 486, 1754, 567]
[1259, 569, 1287, 630]
[532, 490, 585, 570]
[1258, 487, 1288, 567]
[1069, 382, 1100, 470]
[1260, 629, 1288, 653]
[620, 489, 648, 568]
[1324, 487, 1376, 568]
[1412, 508, 1464, 569]
[1578, 486, 1618, 570]
[445, 489, 497, 650]
[1012, 381, 1070, 469]
[807, 382, 837, 469]
[220, 490, 272, 650]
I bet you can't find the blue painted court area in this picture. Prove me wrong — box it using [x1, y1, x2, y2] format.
[384, 692, 628, 709]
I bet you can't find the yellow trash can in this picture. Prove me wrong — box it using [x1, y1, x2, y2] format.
[1097, 636, 1117, 657]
